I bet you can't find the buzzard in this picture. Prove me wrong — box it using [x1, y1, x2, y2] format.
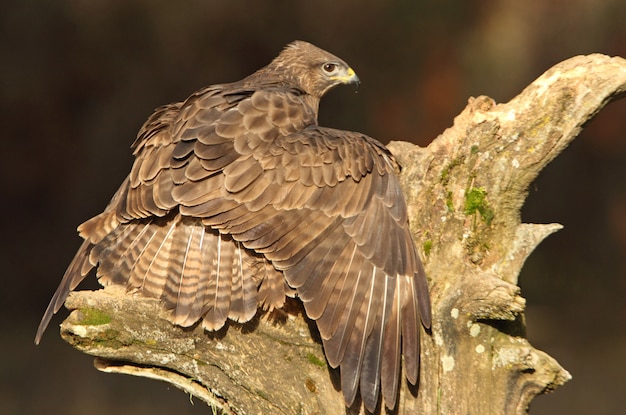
[36, 41, 431, 411]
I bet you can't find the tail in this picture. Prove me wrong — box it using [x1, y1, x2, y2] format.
[34, 239, 94, 344]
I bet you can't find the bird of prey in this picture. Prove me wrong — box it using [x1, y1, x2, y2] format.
[35, 40, 431, 411]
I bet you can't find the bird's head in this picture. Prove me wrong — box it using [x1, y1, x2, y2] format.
[262, 40, 360, 98]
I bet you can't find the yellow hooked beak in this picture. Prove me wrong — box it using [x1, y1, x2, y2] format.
[331, 67, 360, 85]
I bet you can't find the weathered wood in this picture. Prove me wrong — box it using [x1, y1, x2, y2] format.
[59, 54, 626, 414]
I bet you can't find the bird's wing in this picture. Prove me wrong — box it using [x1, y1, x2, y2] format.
[35, 85, 311, 344]
[119, 87, 430, 409]
[87, 86, 303, 327]
[212, 126, 432, 411]
[37, 84, 431, 411]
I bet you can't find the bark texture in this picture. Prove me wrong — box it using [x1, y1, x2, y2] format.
[58, 54, 626, 414]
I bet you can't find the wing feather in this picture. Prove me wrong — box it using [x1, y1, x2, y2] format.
[380, 278, 402, 407]
[93, 218, 154, 286]
[228, 241, 259, 323]
[401, 276, 420, 385]
[202, 232, 232, 329]
[360, 270, 392, 412]
[163, 220, 199, 325]
[34, 239, 93, 344]
[341, 265, 383, 409]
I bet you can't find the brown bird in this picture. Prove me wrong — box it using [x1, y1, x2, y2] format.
[35, 40, 431, 411]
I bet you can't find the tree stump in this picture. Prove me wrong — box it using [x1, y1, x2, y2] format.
[57, 54, 626, 414]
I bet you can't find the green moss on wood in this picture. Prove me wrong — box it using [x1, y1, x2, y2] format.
[78, 307, 112, 326]
[423, 239, 433, 256]
[445, 191, 455, 212]
[305, 352, 326, 368]
[464, 187, 494, 226]
[440, 156, 465, 186]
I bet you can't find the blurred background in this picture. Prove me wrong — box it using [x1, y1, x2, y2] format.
[2, 1, 625, 414]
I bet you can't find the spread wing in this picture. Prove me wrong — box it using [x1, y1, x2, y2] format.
[221, 127, 431, 410]
[123, 87, 430, 409]
[37, 84, 431, 411]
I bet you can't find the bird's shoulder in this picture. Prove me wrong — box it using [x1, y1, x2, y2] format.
[252, 126, 401, 187]
[131, 81, 318, 155]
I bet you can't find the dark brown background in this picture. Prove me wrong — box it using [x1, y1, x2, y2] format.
[2, 1, 625, 414]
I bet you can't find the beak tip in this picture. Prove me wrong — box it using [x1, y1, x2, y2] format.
[345, 67, 359, 85]
[346, 69, 360, 86]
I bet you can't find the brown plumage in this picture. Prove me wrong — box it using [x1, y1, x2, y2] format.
[35, 40, 431, 411]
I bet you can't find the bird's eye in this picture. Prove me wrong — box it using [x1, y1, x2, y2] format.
[322, 63, 338, 73]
